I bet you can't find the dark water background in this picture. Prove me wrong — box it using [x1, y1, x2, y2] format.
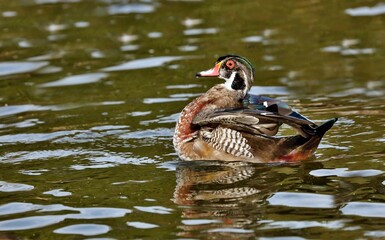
[0, 0, 384, 239]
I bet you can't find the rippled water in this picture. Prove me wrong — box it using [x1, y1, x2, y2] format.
[0, 0, 384, 239]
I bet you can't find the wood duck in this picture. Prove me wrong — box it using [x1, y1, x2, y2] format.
[173, 55, 337, 162]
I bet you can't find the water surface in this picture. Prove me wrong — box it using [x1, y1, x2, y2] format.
[0, 0, 384, 239]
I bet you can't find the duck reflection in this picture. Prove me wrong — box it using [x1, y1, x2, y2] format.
[173, 160, 325, 238]
[173, 161, 261, 238]
[174, 161, 261, 206]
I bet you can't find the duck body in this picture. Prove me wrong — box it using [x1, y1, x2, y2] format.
[173, 55, 337, 162]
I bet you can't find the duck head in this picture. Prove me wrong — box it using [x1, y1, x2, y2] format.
[196, 55, 255, 97]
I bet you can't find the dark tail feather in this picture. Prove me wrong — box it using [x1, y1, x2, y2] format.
[295, 118, 338, 156]
[278, 118, 338, 161]
[315, 118, 338, 137]
[301, 118, 338, 137]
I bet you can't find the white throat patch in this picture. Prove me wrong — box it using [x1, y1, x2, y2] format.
[223, 71, 237, 90]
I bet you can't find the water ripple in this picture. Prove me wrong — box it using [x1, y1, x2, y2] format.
[0, 202, 38, 215]
[35, 0, 80, 4]
[19, 169, 49, 176]
[182, 18, 203, 28]
[341, 202, 385, 218]
[0, 202, 131, 231]
[134, 206, 173, 214]
[107, 3, 155, 15]
[0, 215, 66, 231]
[365, 231, 385, 238]
[0, 150, 78, 163]
[259, 220, 346, 230]
[43, 189, 72, 197]
[0, 61, 48, 77]
[0, 105, 48, 118]
[182, 219, 222, 225]
[121, 44, 140, 52]
[0, 118, 43, 129]
[321, 46, 375, 56]
[54, 224, 111, 236]
[120, 128, 173, 139]
[310, 168, 383, 177]
[166, 84, 201, 89]
[39, 73, 108, 87]
[345, 4, 385, 17]
[267, 192, 335, 209]
[0, 131, 84, 144]
[0, 181, 34, 192]
[71, 155, 156, 170]
[249, 86, 289, 95]
[143, 97, 188, 104]
[0, 102, 125, 118]
[242, 35, 263, 43]
[127, 221, 159, 229]
[207, 228, 254, 233]
[183, 28, 218, 36]
[101, 56, 190, 72]
[2, 11, 17, 17]
[178, 45, 198, 52]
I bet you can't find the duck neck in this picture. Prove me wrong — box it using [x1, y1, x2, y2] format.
[173, 96, 210, 147]
[173, 85, 245, 150]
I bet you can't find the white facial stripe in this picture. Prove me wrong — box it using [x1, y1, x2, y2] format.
[223, 71, 237, 90]
[242, 73, 249, 96]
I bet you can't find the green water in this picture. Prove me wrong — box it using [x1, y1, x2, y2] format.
[0, 0, 384, 239]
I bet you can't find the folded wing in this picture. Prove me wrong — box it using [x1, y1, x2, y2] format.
[193, 94, 318, 138]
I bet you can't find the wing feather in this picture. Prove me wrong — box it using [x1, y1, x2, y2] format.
[244, 94, 316, 125]
[193, 108, 317, 137]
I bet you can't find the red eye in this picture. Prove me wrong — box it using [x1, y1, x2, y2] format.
[226, 60, 235, 69]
